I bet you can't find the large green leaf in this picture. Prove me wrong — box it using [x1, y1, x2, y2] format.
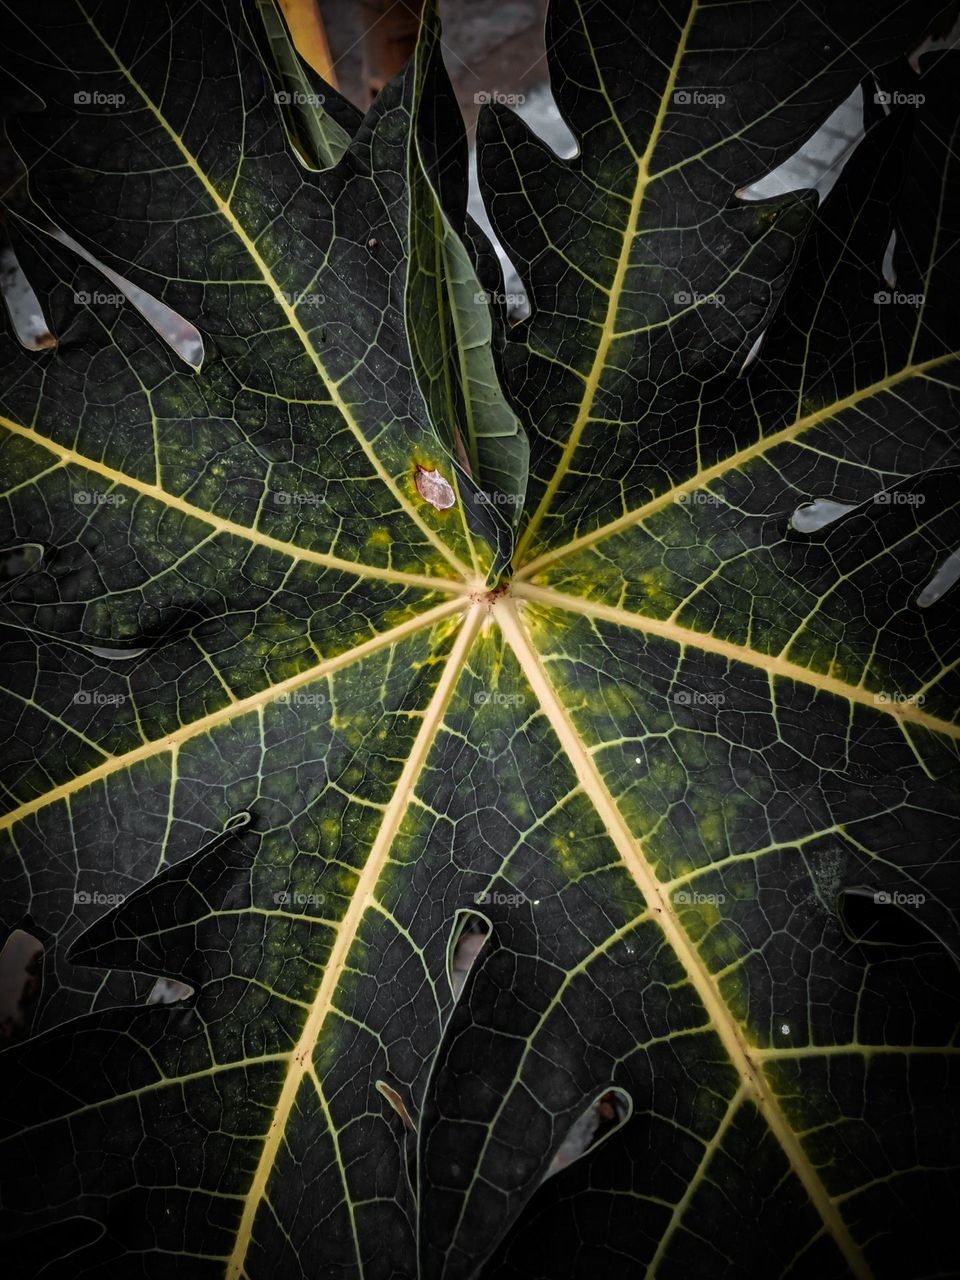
[0, 0, 515, 1028]
[1, 2, 959, 1279]
[406, 16, 529, 521]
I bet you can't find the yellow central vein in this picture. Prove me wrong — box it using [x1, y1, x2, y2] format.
[77, 5, 472, 581]
[510, 582, 960, 742]
[1, 413, 467, 596]
[225, 603, 483, 1280]
[496, 598, 871, 1280]
[514, 352, 957, 581]
[512, 1, 700, 565]
[755, 1043, 960, 1060]
[0, 597, 468, 834]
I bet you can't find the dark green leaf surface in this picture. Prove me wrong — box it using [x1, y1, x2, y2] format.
[1, 3, 958, 1279]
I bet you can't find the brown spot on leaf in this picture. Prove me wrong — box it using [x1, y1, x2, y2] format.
[415, 465, 456, 510]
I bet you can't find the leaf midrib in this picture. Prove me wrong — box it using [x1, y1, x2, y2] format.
[512, 0, 699, 565]
[0, 413, 466, 595]
[497, 597, 872, 1280]
[70, 2, 473, 580]
[514, 351, 958, 581]
[512, 581, 960, 742]
[225, 603, 485, 1279]
[0, 596, 466, 833]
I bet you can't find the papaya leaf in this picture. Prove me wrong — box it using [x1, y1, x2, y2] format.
[1, 3, 958, 1279]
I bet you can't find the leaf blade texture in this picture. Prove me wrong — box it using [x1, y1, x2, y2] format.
[1, 2, 958, 1278]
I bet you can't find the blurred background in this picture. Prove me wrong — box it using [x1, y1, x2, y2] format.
[314, 0, 550, 126]
[298, 0, 576, 309]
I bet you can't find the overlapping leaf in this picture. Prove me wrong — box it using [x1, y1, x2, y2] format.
[1, 3, 959, 1279]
